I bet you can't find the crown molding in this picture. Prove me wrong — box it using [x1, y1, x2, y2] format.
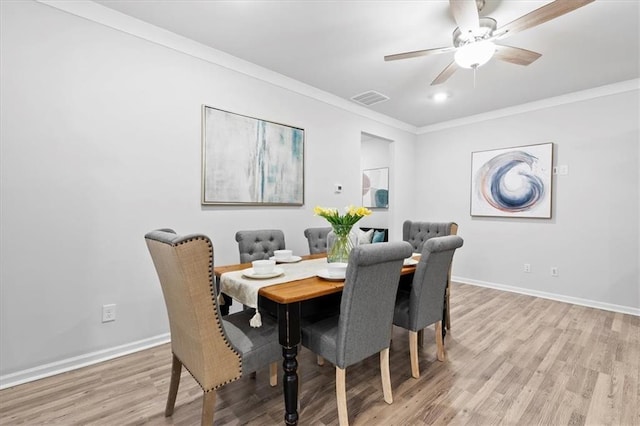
[30, 2, 640, 137]
[417, 78, 640, 134]
[36, 0, 417, 134]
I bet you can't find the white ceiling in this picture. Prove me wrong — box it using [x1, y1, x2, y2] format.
[95, 0, 639, 128]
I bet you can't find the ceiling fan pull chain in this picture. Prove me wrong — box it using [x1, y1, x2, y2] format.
[473, 65, 477, 88]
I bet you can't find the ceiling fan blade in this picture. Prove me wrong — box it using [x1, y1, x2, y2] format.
[450, 0, 480, 35]
[384, 46, 455, 62]
[496, 0, 595, 38]
[494, 45, 542, 66]
[431, 61, 459, 85]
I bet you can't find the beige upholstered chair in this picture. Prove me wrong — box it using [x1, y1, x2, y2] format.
[402, 221, 458, 332]
[144, 229, 281, 425]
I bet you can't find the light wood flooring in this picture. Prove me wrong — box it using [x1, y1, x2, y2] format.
[1, 283, 638, 425]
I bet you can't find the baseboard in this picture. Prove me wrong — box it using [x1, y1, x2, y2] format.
[453, 276, 640, 317]
[0, 333, 171, 390]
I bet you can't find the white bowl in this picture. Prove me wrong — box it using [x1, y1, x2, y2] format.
[327, 262, 348, 278]
[274, 249, 293, 260]
[252, 259, 276, 275]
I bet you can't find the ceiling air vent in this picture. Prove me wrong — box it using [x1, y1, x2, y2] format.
[350, 90, 390, 106]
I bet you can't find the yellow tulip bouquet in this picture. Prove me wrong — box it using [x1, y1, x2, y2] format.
[314, 205, 372, 262]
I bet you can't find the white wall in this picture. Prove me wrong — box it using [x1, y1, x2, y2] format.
[415, 89, 640, 312]
[0, 1, 416, 383]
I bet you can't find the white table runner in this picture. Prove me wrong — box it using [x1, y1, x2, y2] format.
[220, 257, 329, 326]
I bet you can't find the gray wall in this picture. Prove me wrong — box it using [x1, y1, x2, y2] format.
[0, 1, 416, 384]
[415, 90, 639, 311]
[1, 0, 637, 387]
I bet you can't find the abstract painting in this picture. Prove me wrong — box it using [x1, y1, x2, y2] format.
[471, 143, 553, 218]
[362, 167, 389, 209]
[202, 106, 304, 205]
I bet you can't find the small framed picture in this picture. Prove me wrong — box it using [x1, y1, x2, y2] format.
[362, 167, 389, 209]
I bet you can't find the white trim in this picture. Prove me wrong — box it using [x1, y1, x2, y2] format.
[0, 333, 170, 390]
[418, 79, 640, 134]
[453, 276, 640, 317]
[31, 1, 640, 135]
[36, 0, 416, 134]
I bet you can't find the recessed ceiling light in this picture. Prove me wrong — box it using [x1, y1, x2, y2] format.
[432, 92, 449, 102]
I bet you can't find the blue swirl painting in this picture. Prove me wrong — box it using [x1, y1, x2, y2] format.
[471, 143, 553, 218]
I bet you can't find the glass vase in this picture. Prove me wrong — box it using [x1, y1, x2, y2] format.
[327, 225, 358, 263]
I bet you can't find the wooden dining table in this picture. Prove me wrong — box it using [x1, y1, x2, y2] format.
[213, 253, 417, 425]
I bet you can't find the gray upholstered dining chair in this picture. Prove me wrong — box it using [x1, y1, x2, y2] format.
[393, 235, 463, 379]
[301, 241, 413, 426]
[402, 220, 458, 332]
[145, 229, 281, 425]
[235, 229, 286, 263]
[303, 226, 331, 254]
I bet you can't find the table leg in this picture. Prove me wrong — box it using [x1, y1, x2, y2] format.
[214, 276, 232, 316]
[442, 302, 447, 340]
[278, 302, 301, 425]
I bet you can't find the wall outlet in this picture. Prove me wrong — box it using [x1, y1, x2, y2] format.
[102, 304, 116, 322]
[550, 267, 559, 277]
[524, 263, 531, 273]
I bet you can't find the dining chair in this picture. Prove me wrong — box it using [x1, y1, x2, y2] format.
[402, 220, 458, 332]
[235, 229, 286, 263]
[301, 241, 413, 426]
[303, 226, 331, 254]
[393, 235, 464, 379]
[144, 229, 281, 425]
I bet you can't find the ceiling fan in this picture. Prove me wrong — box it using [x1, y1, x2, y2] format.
[384, 0, 595, 85]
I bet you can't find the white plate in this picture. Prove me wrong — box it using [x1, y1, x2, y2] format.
[403, 258, 419, 266]
[241, 267, 285, 279]
[269, 255, 302, 263]
[317, 269, 346, 281]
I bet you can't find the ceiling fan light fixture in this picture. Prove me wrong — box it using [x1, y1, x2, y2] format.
[432, 92, 449, 102]
[454, 40, 496, 69]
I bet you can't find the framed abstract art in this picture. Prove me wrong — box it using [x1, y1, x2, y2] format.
[470, 143, 553, 218]
[201, 106, 304, 205]
[362, 167, 389, 209]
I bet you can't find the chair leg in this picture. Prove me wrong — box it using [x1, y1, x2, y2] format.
[435, 321, 447, 361]
[409, 331, 420, 379]
[269, 362, 278, 387]
[165, 354, 182, 417]
[417, 328, 424, 348]
[336, 367, 349, 426]
[317, 355, 325, 366]
[380, 348, 393, 404]
[201, 390, 217, 426]
[445, 280, 451, 330]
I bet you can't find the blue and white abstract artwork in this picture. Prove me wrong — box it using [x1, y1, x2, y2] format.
[202, 106, 304, 205]
[471, 143, 553, 218]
